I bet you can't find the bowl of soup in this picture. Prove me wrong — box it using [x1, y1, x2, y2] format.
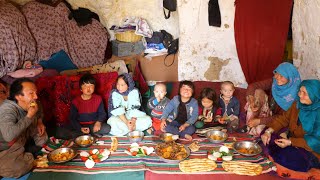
[233, 141, 262, 156]
[75, 135, 95, 147]
[159, 133, 179, 142]
[205, 130, 228, 143]
[127, 131, 144, 143]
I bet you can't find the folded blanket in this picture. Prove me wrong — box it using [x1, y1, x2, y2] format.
[40, 137, 74, 154]
[7, 67, 43, 78]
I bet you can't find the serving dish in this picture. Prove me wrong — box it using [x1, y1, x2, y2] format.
[74, 135, 95, 147]
[159, 133, 179, 142]
[155, 142, 190, 163]
[127, 131, 144, 143]
[233, 141, 262, 156]
[48, 147, 77, 163]
[205, 130, 228, 143]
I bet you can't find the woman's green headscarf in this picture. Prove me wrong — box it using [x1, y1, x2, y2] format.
[297, 79, 320, 153]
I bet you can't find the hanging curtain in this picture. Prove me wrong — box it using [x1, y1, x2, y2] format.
[234, 0, 293, 84]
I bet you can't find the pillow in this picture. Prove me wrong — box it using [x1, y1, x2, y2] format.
[39, 50, 78, 72]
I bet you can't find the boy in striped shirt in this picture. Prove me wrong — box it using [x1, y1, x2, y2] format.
[147, 83, 170, 132]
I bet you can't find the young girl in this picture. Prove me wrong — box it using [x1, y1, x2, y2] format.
[160, 81, 198, 141]
[195, 88, 218, 129]
[107, 73, 152, 136]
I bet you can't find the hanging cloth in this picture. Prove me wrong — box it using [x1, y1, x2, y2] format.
[208, 0, 221, 27]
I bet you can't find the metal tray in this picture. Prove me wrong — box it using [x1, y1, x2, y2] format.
[155, 142, 190, 164]
[48, 147, 77, 163]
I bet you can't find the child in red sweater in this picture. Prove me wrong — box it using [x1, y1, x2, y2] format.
[68, 74, 111, 138]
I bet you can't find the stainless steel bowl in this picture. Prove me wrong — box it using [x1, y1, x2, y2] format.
[127, 131, 144, 143]
[159, 133, 178, 142]
[233, 141, 262, 156]
[74, 135, 95, 147]
[48, 147, 77, 163]
[205, 130, 228, 143]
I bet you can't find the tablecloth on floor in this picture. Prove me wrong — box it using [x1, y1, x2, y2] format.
[33, 135, 275, 175]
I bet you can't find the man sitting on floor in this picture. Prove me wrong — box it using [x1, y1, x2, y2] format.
[0, 78, 48, 178]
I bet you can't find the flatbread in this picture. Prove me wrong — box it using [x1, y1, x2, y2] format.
[188, 141, 200, 152]
[110, 137, 118, 152]
[33, 155, 49, 168]
[179, 158, 217, 173]
[222, 161, 263, 176]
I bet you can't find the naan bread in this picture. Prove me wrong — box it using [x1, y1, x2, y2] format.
[110, 137, 118, 152]
[33, 155, 49, 168]
[222, 161, 263, 176]
[179, 158, 217, 173]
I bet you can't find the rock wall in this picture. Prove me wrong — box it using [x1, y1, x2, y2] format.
[177, 0, 246, 86]
[292, 0, 320, 80]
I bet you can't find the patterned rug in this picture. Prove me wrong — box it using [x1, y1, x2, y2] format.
[33, 135, 275, 175]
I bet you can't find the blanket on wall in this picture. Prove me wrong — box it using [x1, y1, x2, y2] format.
[0, 0, 36, 78]
[35, 72, 118, 126]
[21, 1, 109, 68]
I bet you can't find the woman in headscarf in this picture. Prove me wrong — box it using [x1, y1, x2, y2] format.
[107, 73, 152, 136]
[261, 79, 320, 172]
[241, 62, 301, 136]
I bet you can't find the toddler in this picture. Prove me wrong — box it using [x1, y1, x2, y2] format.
[147, 83, 170, 132]
[216, 81, 240, 132]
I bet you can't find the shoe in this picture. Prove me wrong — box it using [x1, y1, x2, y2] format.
[236, 125, 248, 133]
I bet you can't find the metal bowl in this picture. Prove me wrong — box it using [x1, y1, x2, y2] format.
[159, 133, 178, 142]
[74, 135, 95, 147]
[155, 142, 190, 163]
[233, 141, 262, 156]
[205, 130, 228, 143]
[48, 147, 77, 163]
[127, 131, 144, 143]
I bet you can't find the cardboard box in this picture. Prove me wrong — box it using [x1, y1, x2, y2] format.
[138, 54, 178, 81]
